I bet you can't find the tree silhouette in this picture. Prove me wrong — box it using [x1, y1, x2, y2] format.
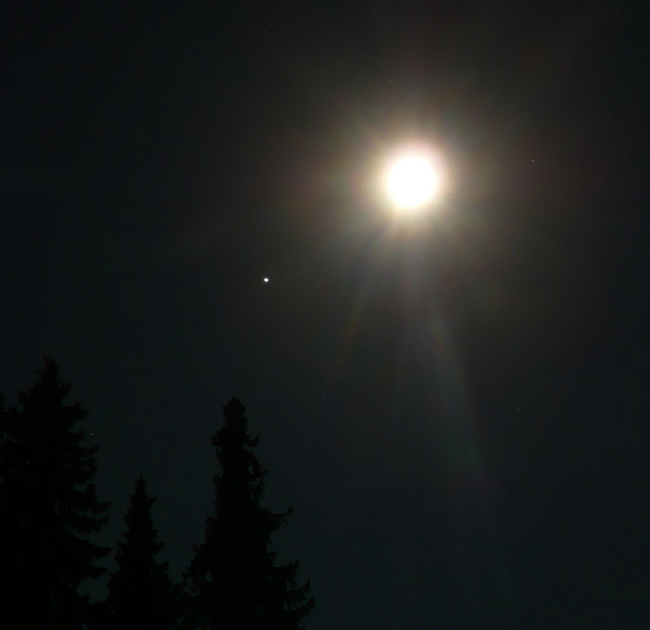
[184, 398, 314, 630]
[106, 476, 178, 629]
[0, 357, 110, 629]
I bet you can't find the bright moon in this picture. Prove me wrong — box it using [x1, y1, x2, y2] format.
[385, 151, 442, 211]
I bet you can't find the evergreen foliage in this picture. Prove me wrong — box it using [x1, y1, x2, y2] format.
[0, 357, 110, 629]
[184, 398, 314, 630]
[106, 476, 178, 629]
[1, 366, 314, 630]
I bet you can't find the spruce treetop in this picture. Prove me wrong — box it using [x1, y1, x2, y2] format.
[185, 397, 314, 630]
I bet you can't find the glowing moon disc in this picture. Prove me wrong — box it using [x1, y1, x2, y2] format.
[385, 153, 441, 211]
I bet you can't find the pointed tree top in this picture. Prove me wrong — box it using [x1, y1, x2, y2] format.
[223, 397, 246, 422]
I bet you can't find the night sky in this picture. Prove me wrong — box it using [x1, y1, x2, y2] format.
[2, 1, 649, 627]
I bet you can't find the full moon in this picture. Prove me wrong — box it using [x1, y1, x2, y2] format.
[384, 149, 443, 211]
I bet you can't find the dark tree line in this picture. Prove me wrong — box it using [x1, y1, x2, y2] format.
[0, 359, 313, 629]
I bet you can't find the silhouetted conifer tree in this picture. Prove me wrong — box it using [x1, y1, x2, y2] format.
[106, 476, 178, 629]
[184, 398, 314, 630]
[0, 358, 109, 629]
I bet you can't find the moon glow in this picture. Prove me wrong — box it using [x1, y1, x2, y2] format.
[384, 150, 443, 211]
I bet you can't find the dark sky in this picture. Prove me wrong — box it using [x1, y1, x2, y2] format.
[2, 1, 649, 627]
